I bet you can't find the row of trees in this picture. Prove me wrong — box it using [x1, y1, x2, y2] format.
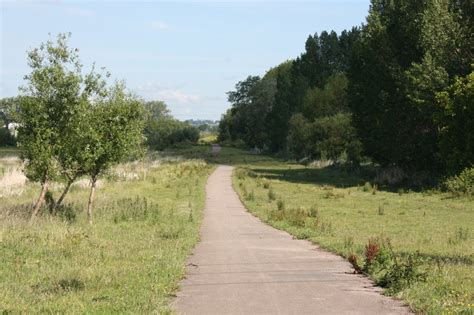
[219, 0, 473, 175]
[144, 101, 200, 150]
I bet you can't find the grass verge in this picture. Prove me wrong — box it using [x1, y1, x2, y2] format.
[224, 150, 473, 314]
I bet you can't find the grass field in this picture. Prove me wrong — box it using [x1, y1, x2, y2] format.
[228, 154, 473, 314]
[1, 144, 472, 313]
[0, 149, 213, 313]
[164, 145, 473, 313]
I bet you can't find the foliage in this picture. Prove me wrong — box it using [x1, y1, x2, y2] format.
[443, 167, 474, 197]
[0, 97, 19, 147]
[144, 100, 200, 150]
[347, 0, 473, 173]
[436, 68, 474, 174]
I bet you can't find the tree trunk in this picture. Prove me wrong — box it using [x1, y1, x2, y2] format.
[54, 176, 76, 214]
[87, 177, 97, 225]
[29, 181, 48, 225]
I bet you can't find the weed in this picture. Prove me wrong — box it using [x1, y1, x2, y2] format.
[364, 237, 381, 267]
[277, 199, 285, 211]
[362, 182, 372, 192]
[448, 227, 469, 245]
[56, 278, 85, 292]
[378, 205, 385, 215]
[246, 190, 255, 201]
[378, 253, 427, 293]
[309, 205, 319, 218]
[444, 167, 474, 197]
[263, 181, 270, 189]
[268, 189, 276, 201]
[284, 207, 306, 227]
[348, 253, 362, 274]
[371, 184, 378, 195]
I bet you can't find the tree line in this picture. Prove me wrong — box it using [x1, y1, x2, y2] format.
[0, 34, 200, 224]
[219, 0, 473, 176]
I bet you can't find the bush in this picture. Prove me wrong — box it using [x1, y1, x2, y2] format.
[0, 128, 16, 146]
[444, 167, 474, 197]
[268, 189, 276, 201]
[362, 237, 427, 292]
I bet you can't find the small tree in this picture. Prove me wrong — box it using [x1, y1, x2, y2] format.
[83, 82, 145, 224]
[17, 34, 110, 222]
[17, 34, 85, 223]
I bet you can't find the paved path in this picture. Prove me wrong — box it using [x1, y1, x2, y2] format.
[173, 166, 410, 315]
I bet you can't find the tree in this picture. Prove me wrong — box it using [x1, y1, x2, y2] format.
[17, 33, 90, 223]
[313, 113, 361, 162]
[83, 82, 146, 224]
[436, 68, 474, 174]
[144, 101, 200, 150]
[287, 113, 312, 159]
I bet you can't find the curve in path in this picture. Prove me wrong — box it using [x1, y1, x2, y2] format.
[173, 166, 410, 315]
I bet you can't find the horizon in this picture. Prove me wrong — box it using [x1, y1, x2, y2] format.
[1, 0, 370, 120]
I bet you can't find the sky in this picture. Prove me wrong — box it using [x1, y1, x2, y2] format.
[1, 0, 370, 120]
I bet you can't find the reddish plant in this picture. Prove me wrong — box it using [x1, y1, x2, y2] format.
[348, 254, 362, 274]
[365, 238, 380, 266]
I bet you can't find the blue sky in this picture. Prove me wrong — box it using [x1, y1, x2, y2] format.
[1, 0, 370, 120]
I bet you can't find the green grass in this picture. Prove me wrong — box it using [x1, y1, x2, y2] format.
[2, 144, 472, 313]
[226, 151, 473, 314]
[0, 155, 212, 313]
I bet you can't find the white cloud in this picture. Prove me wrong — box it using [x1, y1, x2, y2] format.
[135, 82, 200, 104]
[158, 89, 200, 103]
[150, 20, 169, 31]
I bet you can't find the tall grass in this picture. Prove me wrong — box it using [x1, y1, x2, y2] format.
[0, 154, 212, 313]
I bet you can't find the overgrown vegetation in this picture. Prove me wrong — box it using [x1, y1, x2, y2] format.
[0, 154, 212, 313]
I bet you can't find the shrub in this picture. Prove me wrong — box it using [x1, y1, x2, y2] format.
[284, 207, 306, 227]
[277, 199, 285, 211]
[444, 167, 474, 197]
[0, 128, 16, 146]
[246, 190, 255, 201]
[378, 253, 427, 293]
[362, 237, 427, 292]
[362, 182, 372, 192]
[268, 189, 276, 201]
[309, 205, 319, 218]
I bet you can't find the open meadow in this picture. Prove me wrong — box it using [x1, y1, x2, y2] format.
[168, 145, 473, 314]
[0, 148, 213, 313]
[231, 156, 473, 314]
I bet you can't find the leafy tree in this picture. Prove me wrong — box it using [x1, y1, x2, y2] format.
[83, 82, 146, 224]
[144, 101, 200, 150]
[17, 33, 95, 223]
[313, 113, 361, 162]
[287, 113, 312, 159]
[436, 68, 474, 174]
